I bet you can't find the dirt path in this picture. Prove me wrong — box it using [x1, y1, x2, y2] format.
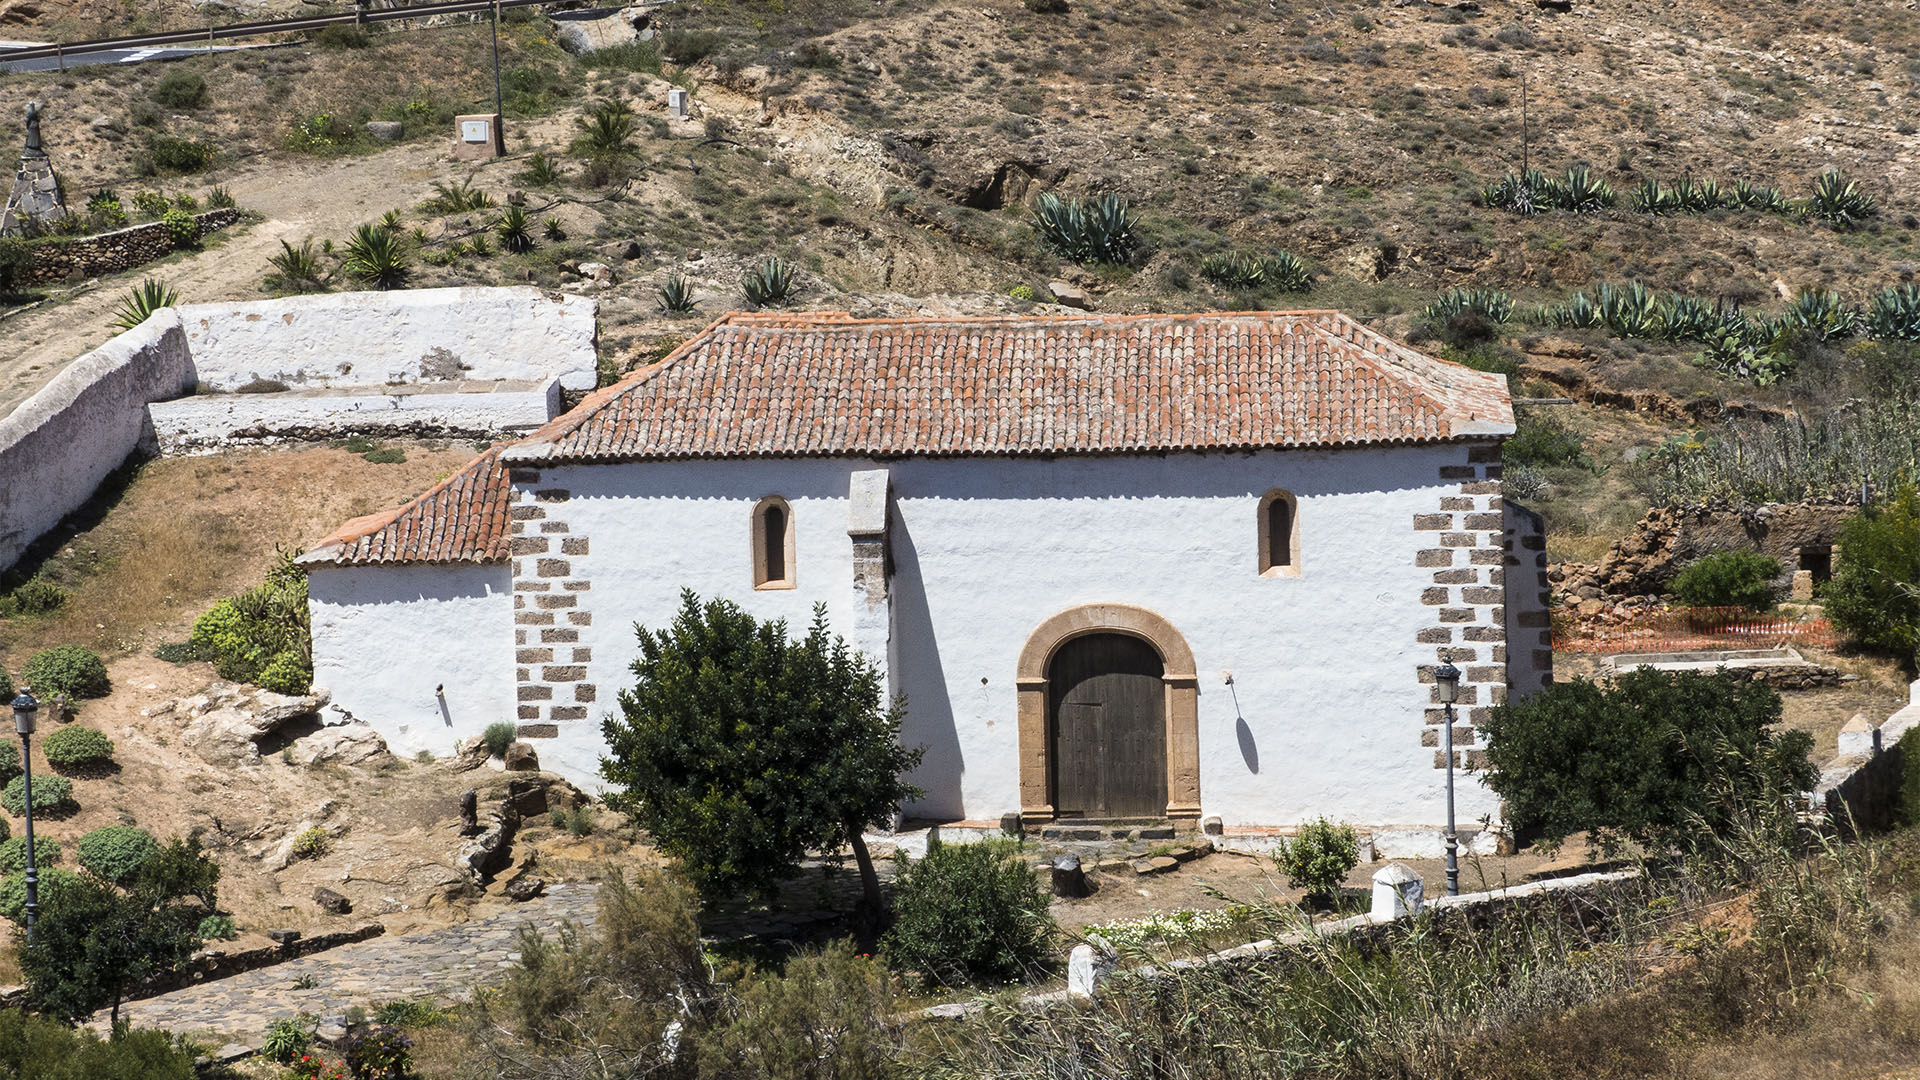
[0, 138, 496, 420]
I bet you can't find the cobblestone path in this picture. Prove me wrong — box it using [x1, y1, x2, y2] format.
[96, 884, 599, 1048]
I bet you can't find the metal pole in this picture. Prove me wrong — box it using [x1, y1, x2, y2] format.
[1443, 700, 1459, 898]
[489, 0, 505, 156]
[20, 732, 37, 942]
[1520, 68, 1530, 177]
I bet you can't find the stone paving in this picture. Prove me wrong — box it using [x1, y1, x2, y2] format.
[94, 884, 600, 1047]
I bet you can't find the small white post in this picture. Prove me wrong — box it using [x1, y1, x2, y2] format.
[668, 88, 689, 120]
[1371, 862, 1424, 922]
[1067, 944, 1100, 1001]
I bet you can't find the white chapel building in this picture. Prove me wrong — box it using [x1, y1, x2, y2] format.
[299, 310, 1549, 836]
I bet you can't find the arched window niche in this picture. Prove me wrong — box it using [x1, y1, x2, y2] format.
[752, 496, 796, 590]
[1258, 489, 1301, 578]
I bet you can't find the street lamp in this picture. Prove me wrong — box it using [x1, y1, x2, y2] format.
[1432, 660, 1461, 898]
[9, 688, 37, 942]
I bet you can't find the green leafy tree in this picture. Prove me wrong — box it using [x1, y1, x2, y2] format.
[19, 835, 219, 1024]
[1825, 485, 1920, 667]
[1479, 669, 1816, 851]
[602, 591, 924, 922]
[1277, 817, 1360, 907]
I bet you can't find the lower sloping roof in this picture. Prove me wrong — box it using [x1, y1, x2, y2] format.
[298, 448, 511, 567]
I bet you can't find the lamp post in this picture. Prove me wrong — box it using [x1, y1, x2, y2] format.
[9, 688, 37, 942]
[1432, 660, 1461, 898]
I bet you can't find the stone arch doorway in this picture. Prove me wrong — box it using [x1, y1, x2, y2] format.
[1015, 604, 1201, 825]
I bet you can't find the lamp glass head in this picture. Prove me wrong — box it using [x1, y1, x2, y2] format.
[10, 690, 36, 736]
[1432, 662, 1461, 705]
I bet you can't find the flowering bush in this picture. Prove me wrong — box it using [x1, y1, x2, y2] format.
[285, 1054, 350, 1080]
[1080, 906, 1257, 953]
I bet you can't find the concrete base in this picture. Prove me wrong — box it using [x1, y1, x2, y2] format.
[453, 114, 503, 161]
[148, 377, 561, 454]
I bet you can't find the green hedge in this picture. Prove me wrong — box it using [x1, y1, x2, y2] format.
[77, 826, 156, 884]
[21, 646, 110, 699]
[0, 836, 58, 874]
[188, 552, 312, 695]
[42, 726, 113, 770]
[1671, 549, 1782, 610]
[0, 867, 82, 924]
[0, 743, 18, 787]
[1, 774, 72, 815]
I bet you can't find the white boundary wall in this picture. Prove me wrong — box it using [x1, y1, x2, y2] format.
[0, 287, 597, 573]
[178, 288, 598, 392]
[0, 314, 194, 570]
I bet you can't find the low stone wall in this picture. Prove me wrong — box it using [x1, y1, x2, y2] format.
[19, 208, 244, 286]
[129, 923, 387, 1001]
[1816, 678, 1920, 834]
[0, 313, 194, 570]
[150, 378, 563, 454]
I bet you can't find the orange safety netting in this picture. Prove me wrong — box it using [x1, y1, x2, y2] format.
[1553, 606, 1839, 655]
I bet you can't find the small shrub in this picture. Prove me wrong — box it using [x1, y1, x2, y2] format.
[312, 23, 371, 48]
[150, 69, 207, 109]
[0, 577, 68, 617]
[0, 236, 30, 292]
[1276, 817, 1359, 906]
[85, 191, 128, 229]
[1670, 549, 1782, 610]
[1, 774, 74, 816]
[42, 726, 115, 770]
[194, 555, 312, 696]
[542, 217, 566, 241]
[481, 721, 517, 758]
[159, 209, 198, 247]
[112, 278, 180, 330]
[373, 998, 442, 1027]
[149, 135, 214, 174]
[266, 238, 328, 294]
[292, 826, 331, 860]
[22, 645, 110, 699]
[519, 152, 560, 187]
[360, 447, 406, 465]
[1025, 0, 1069, 11]
[76, 825, 157, 884]
[131, 190, 172, 217]
[1008, 284, 1038, 301]
[0, 744, 17, 786]
[262, 1017, 315, 1063]
[0, 836, 57, 874]
[563, 805, 595, 837]
[572, 99, 637, 160]
[423, 176, 495, 214]
[1504, 413, 1591, 470]
[197, 914, 238, 941]
[883, 837, 1053, 987]
[0, 867, 83, 923]
[206, 185, 236, 209]
[340, 1024, 413, 1080]
[741, 256, 795, 306]
[1825, 484, 1920, 664]
[656, 274, 696, 314]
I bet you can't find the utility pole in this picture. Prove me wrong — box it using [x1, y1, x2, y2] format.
[489, 0, 506, 155]
[1520, 68, 1531, 177]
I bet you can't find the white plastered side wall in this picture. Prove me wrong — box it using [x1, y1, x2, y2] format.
[306, 562, 516, 759]
[465, 446, 1505, 830]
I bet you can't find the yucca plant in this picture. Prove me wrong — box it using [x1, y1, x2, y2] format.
[1557, 165, 1615, 212]
[266, 238, 327, 294]
[1783, 288, 1861, 341]
[423, 175, 494, 214]
[379, 208, 403, 231]
[741, 256, 795, 306]
[205, 185, 236, 210]
[543, 217, 566, 241]
[1423, 287, 1513, 326]
[1595, 281, 1664, 339]
[520, 151, 561, 187]
[495, 204, 535, 252]
[656, 273, 696, 313]
[342, 223, 410, 290]
[1630, 178, 1677, 215]
[469, 233, 492, 257]
[573, 99, 637, 158]
[1866, 283, 1920, 341]
[112, 278, 180, 329]
[1032, 191, 1138, 265]
[1806, 169, 1876, 228]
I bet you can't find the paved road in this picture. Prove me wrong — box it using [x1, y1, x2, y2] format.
[95, 883, 599, 1048]
[0, 43, 261, 73]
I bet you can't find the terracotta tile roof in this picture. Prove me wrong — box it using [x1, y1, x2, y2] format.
[305, 311, 1514, 566]
[298, 448, 512, 567]
[502, 310, 1513, 465]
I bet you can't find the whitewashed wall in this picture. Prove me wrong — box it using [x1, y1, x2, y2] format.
[307, 563, 515, 759]
[496, 447, 1501, 829]
[0, 313, 193, 570]
[178, 287, 598, 392]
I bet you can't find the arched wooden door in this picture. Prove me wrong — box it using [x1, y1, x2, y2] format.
[1048, 634, 1168, 819]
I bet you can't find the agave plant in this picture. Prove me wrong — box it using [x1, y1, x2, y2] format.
[1423, 287, 1513, 326]
[1657, 293, 1717, 341]
[1032, 191, 1138, 265]
[423, 175, 494, 214]
[656, 273, 696, 313]
[1782, 288, 1861, 341]
[266, 237, 327, 294]
[112, 278, 180, 329]
[1260, 251, 1313, 293]
[1546, 290, 1603, 329]
[1594, 281, 1664, 339]
[543, 217, 567, 242]
[741, 256, 795, 306]
[206, 184, 237, 210]
[495, 205, 535, 253]
[1866, 283, 1920, 341]
[520, 151, 561, 187]
[1201, 250, 1264, 288]
[342, 223, 410, 290]
[1630, 178, 1677, 215]
[1806, 169, 1876, 228]
[1482, 168, 1559, 216]
[573, 99, 637, 159]
[1556, 166, 1615, 212]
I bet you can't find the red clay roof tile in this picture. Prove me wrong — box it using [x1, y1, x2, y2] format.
[299, 447, 511, 567]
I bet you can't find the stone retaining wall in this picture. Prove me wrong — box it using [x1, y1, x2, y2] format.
[131, 923, 387, 1001]
[1816, 678, 1920, 834]
[19, 208, 244, 286]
